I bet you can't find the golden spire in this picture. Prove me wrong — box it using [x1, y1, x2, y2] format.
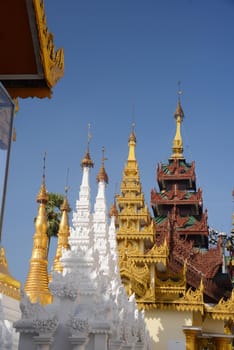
[81, 123, 94, 168]
[170, 82, 185, 160]
[52, 175, 71, 274]
[24, 153, 52, 305]
[0, 247, 20, 300]
[128, 122, 136, 161]
[96, 147, 108, 183]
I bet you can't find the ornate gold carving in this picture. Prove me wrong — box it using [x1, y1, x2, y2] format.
[208, 289, 234, 321]
[0, 247, 20, 300]
[33, 0, 64, 88]
[24, 180, 52, 305]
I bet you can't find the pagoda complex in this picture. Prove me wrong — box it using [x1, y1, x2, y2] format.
[16, 144, 150, 350]
[115, 100, 234, 349]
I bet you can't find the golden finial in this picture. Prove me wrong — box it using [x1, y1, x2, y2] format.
[170, 82, 184, 160]
[37, 152, 49, 203]
[52, 176, 71, 274]
[96, 146, 108, 183]
[128, 121, 136, 161]
[61, 169, 71, 212]
[81, 124, 94, 168]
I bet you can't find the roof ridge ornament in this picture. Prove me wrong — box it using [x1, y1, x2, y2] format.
[81, 124, 94, 168]
[170, 82, 185, 160]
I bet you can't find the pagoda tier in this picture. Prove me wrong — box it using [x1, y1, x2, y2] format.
[151, 158, 208, 249]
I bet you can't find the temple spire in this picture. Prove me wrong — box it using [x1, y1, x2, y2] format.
[52, 179, 70, 274]
[70, 128, 93, 252]
[24, 153, 52, 305]
[128, 122, 136, 161]
[96, 147, 108, 184]
[170, 82, 185, 160]
[81, 123, 94, 169]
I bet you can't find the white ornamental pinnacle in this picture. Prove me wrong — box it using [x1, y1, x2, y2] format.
[93, 156, 109, 274]
[70, 148, 94, 253]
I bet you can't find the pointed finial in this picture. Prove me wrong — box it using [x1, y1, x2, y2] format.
[174, 81, 184, 119]
[132, 104, 135, 124]
[81, 124, 94, 168]
[97, 146, 108, 183]
[65, 168, 70, 197]
[42, 151, 46, 184]
[178, 80, 182, 102]
[129, 121, 136, 143]
[170, 84, 184, 159]
[37, 152, 48, 203]
[109, 194, 118, 218]
[87, 123, 92, 150]
[128, 120, 136, 161]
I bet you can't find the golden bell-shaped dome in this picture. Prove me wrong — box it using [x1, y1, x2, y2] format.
[81, 149, 94, 168]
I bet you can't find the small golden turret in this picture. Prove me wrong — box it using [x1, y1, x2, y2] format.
[96, 147, 108, 183]
[52, 194, 70, 273]
[170, 84, 185, 160]
[24, 157, 52, 305]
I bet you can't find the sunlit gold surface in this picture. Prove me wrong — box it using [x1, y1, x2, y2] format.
[24, 181, 52, 305]
[170, 100, 185, 159]
[115, 124, 234, 337]
[0, 247, 20, 300]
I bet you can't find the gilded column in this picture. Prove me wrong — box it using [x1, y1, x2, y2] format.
[24, 179, 52, 305]
[183, 327, 201, 350]
[214, 336, 232, 350]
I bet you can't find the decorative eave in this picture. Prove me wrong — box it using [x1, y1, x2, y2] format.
[0, 0, 64, 99]
[138, 280, 204, 313]
[206, 290, 234, 321]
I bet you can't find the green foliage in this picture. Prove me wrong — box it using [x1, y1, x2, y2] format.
[46, 192, 64, 239]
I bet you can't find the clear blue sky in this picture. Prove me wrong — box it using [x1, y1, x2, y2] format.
[2, 0, 234, 284]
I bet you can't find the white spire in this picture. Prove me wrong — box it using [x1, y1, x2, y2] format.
[70, 158, 93, 252]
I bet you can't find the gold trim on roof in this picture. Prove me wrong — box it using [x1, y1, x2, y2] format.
[33, 0, 64, 89]
[207, 289, 234, 321]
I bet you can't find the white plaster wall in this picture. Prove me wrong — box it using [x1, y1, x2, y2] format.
[0, 293, 21, 350]
[145, 309, 192, 350]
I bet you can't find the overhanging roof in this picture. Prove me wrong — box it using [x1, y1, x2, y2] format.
[0, 0, 64, 98]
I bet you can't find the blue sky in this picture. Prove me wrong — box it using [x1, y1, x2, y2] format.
[2, 0, 234, 284]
